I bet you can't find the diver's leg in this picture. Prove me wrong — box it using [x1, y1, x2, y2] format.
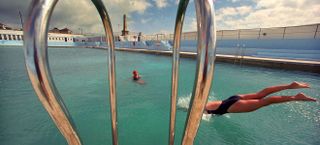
[228, 93, 316, 113]
[238, 81, 310, 100]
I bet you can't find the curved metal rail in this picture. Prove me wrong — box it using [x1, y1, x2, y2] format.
[23, 0, 117, 145]
[169, 0, 190, 145]
[24, 0, 215, 145]
[91, 1, 118, 145]
[181, 0, 217, 145]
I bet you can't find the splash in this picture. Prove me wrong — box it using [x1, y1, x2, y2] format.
[202, 113, 212, 122]
[177, 94, 192, 110]
[177, 93, 218, 121]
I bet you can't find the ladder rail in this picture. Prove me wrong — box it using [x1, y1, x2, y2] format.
[91, 0, 118, 145]
[24, 0, 117, 145]
[24, 0, 82, 144]
[24, 0, 216, 145]
[169, 0, 190, 145]
[181, 0, 217, 145]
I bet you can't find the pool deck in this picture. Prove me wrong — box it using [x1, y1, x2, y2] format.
[115, 47, 320, 74]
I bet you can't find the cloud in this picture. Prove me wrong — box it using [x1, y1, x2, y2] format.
[228, 0, 241, 3]
[216, 6, 252, 17]
[0, 0, 32, 28]
[62, 0, 152, 34]
[1, 0, 319, 34]
[0, 0, 152, 34]
[113, 0, 151, 14]
[141, 18, 152, 24]
[186, 18, 197, 32]
[216, 0, 320, 29]
[153, 0, 168, 8]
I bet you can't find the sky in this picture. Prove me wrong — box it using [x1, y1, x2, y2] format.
[0, 0, 319, 35]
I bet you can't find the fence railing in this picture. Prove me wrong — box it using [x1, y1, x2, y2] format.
[141, 23, 320, 41]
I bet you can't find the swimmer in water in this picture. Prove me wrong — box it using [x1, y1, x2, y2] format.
[132, 70, 140, 80]
[205, 81, 317, 115]
[132, 70, 145, 84]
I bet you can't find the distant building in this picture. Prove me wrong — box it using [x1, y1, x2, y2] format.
[49, 27, 72, 34]
[0, 23, 12, 30]
[0, 23, 5, 29]
[49, 27, 60, 33]
[60, 28, 72, 34]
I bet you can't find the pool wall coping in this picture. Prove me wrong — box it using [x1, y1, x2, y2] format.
[115, 47, 320, 74]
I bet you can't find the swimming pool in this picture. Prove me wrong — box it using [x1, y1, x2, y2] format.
[0, 46, 319, 145]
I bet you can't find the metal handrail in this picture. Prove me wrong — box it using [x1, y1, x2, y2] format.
[23, 0, 117, 145]
[24, 0, 215, 145]
[91, 1, 118, 145]
[181, 0, 217, 145]
[169, 0, 190, 145]
[24, 0, 81, 144]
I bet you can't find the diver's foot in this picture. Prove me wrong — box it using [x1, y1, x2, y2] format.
[294, 93, 317, 102]
[289, 81, 310, 89]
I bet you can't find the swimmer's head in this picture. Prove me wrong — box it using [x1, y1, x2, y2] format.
[133, 70, 138, 75]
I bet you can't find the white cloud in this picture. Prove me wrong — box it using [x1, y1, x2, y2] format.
[4, 0, 319, 34]
[154, 0, 168, 8]
[185, 18, 197, 32]
[216, 6, 252, 17]
[216, 0, 320, 29]
[141, 18, 151, 24]
[236, 6, 252, 15]
[51, 0, 319, 33]
[115, 0, 151, 14]
[228, 0, 241, 3]
[49, 0, 152, 34]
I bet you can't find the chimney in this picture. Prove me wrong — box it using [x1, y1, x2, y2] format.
[121, 14, 129, 36]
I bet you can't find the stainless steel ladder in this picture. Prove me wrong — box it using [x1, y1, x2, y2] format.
[23, 0, 217, 145]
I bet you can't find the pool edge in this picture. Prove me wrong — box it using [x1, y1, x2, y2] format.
[114, 47, 320, 74]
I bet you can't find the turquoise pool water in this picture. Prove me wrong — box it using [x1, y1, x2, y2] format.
[0, 46, 319, 145]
